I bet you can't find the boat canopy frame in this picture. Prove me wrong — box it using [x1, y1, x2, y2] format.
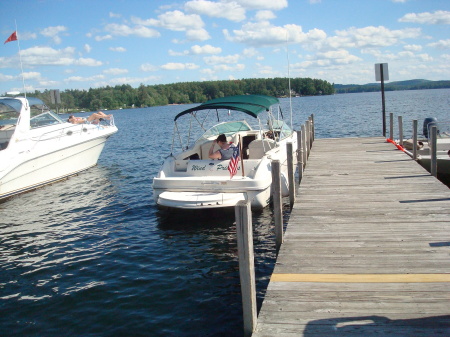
[173, 95, 280, 121]
[169, 94, 289, 155]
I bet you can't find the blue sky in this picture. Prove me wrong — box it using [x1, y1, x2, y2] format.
[1, 0, 449, 94]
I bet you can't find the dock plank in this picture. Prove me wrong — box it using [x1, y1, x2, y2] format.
[253, 137, 450, 336]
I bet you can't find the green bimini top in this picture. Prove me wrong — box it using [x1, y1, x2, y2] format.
[174, 94, 279, 121]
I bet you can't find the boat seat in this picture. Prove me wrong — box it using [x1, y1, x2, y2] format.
[200, 141, 220, 160]
[248, 139, 276, 159]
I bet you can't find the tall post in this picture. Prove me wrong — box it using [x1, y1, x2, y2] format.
[301, 124, 307, 165]
[310, 116, 314, 148]
[430, 126, 437, 177]
[287, 142, 295, 207]
[305, 120, 310, 157]
[413, 120, 418, 160]
[311, 114, 315, 142]
[235, 200, 257, 336]
[389, 113, 394, 141]
[398, 115, 403, 147]
[271, 160, 283, 250]
[380, 64, 386, 137]
[297, 129, 303, 183]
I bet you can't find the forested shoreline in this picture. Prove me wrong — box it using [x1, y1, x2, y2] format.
[7, 77, 449, 113]
[21, 77, 334, 112]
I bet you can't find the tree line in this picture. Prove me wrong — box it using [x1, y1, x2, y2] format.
[23, 77, 334, 112]
[334, 79, 450, 94]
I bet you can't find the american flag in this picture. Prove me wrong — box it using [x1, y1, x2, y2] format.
[228, 144, 240, 179]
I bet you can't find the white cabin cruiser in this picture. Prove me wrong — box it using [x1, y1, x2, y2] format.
[0, 96, 118, 200]
[152, 95, 297, 209]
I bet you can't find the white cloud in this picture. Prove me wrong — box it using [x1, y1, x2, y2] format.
[96, 75, 162, 87]
[95, 35, 113, 41]
[22, 72, 42, 80]
[427, 39, 450, 49]
[229, 0, 288, 11]
[190, 44, 222, 54]
[399, 10, 450, 25]
[75, 58, 103, 66]
[169, 44, 221, 56]
[109, 12, 121, 18]
[255, 10, 276, 21]
[204, 54, 240, 65]
[186, 28, 211, 41]
[103, 68, 128, 75]
[403, 44, 422, 51]
[84, 44, 92, 53]
[185, 0, 246, 22]
[65, 74, 105, 82]
[212, 64, 245, 72]
[137, 10, 204, 31]
[7, 46, 104, 67]
[161, 62, 200, 70]
[104, 23, 160, 38]
[133, 10, 208, 41]
[224, 21, 326, 47]
[109, 47, 126, 52]
[40, 26, 67, 44]
[140, 63, 159, 72]
[326, 26, 421, 50]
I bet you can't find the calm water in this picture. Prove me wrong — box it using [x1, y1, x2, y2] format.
[1, 89, 449, 336]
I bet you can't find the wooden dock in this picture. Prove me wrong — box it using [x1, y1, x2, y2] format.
[253, 137, 450, 336]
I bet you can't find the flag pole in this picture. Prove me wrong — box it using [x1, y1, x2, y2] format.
[14, 20, 27, 98]
[240, 135, 245, 177]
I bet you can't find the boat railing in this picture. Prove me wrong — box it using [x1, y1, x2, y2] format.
[30, 117, 115, 144]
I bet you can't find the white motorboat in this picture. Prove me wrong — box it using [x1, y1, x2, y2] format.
[0, 96, 118, 200]
[152, 95, 298, 209]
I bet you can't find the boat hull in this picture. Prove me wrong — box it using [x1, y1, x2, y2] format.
[0, 136, 110, 200]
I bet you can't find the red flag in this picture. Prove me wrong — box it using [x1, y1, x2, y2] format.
[228, 144, 240, 179]
[4, 31, 17, 44]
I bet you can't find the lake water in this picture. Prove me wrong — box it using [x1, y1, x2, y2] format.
[1, 89, 449, 336]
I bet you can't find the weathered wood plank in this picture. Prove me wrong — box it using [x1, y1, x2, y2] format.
[253, 137, 450, 336]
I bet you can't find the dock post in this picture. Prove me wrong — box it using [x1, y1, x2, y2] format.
[430, 126, 437, 177]
[308, 116, 313, 149]
[389, 113, 394, 141]
[287, 142, 295, 207]
[301, 124, 307, 165]
[305, 120, 311, 157]
[311, 114, 315, 142]
[271, 160, 283, 250]
[398, 116, 403, 147]
[297, 129, 303, 183]
[413, 120, 418, 160]
[234, 200, 257, 336]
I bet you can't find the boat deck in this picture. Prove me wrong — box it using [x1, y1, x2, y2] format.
[253, 137, 450, 336]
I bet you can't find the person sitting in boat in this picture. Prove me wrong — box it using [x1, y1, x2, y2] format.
[68, 111, 111, 124]
[209, 134, 236, 160]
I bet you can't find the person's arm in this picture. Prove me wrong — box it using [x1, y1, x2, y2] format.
[209, 141, 222, 159]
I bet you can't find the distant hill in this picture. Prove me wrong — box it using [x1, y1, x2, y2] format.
[334, 79, 450, 93]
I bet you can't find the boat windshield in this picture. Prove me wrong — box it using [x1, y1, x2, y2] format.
[0, 97, 64, 128]
[272, 120, 294, 139]
[30, 111, 64, 129]
[198, 121, 252, 142]
[0, 98, 21, 126]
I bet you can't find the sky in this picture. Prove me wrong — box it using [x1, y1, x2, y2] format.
[1, 0, 449, 94]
